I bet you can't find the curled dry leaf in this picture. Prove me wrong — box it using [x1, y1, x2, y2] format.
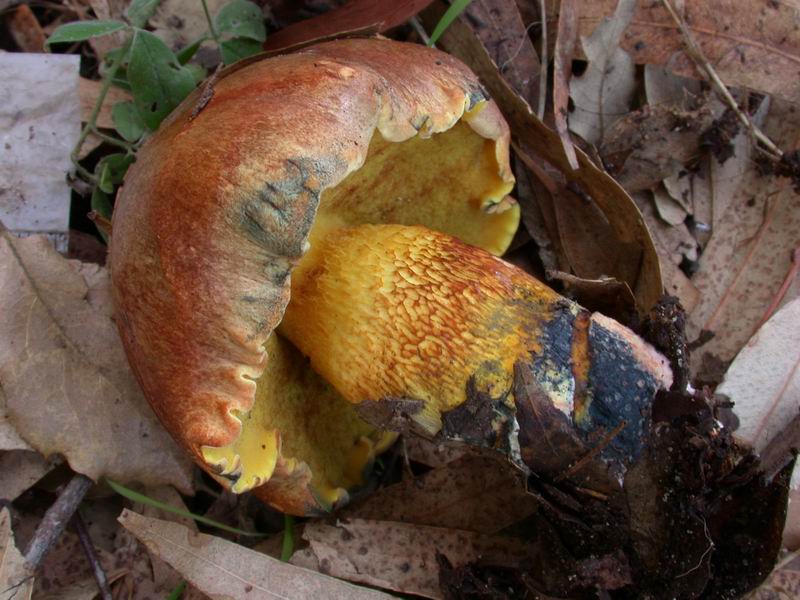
[119, 510, 391, 600]
[302, 519, 532, 599]
[421, 3, 663, 314]
[0, 231, 193, 491]
[547, 0, 800, 101]
[342, 454, 537, 534]
[568, 0, 637, 147]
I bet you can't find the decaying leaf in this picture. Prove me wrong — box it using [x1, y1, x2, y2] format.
[568, 0, 636, 146]
[464, 0, 541, 107]
[343, 454, 537, 533]
[601, 101, 720, 192]
[119, 510, 390, 599]
[0, 231, 193, 490]
[718, 298, 800, 486]
[0, 450, 53, 502]
[547, 0, 800, 101]
[302, 519, 532, 599]
[79, 77, 133, 130]
[552, 0, 579, 169]
[262, 0, 434, 52]
[150, 0, 227, 53]
[0, 508, 33, 600]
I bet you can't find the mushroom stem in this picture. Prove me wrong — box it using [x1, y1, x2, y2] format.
[281, 224, 672, 457]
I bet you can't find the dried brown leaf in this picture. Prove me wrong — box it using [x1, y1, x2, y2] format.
[0, 232, 193, 490]
[568, 0, 637, 146]
[119, 510, 390, 599]
[150, 0, 226, 53]
[303, 519, 531, 599]
[553, 0, 579, 169]
[8, 5, 45, 53]
[262, 0, 433, 53]
[0, 508, 33, 600]
[686, 169, 800, 369]
[402, 437, 469, 468]
[0, 450, 53, 502]
[547, 0, 800, 101]
[343, 454, 537, 533]
[644, 65, 701, 108]
[600, 101, 720, 192]
[465, 0, 541, 107]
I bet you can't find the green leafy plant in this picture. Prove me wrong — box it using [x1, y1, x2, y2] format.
[46, 0, 266, 219]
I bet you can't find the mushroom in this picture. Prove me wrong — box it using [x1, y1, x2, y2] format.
[110, 38, 671, 515]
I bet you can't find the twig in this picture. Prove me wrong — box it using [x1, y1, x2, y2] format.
[88, 211, 113, 237]
[23, 473, 94, 570]
[190, 63, 224, 121]
[660, 0, 783, 160]
[73, 512, 113, 600]
[537, 0, 547, 120]
[554, 420, 627, 482]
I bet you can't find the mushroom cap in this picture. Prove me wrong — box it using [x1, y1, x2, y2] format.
[110, 38, 516, 513]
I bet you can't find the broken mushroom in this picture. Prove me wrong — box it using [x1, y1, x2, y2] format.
[110, 38, 671, 515]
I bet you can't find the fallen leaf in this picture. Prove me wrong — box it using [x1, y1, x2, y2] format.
[119, 510, 390, 599]
[686, 168, 800, 370]
[568, 0, 637, 146]
[465, 0, 541, 108]
[717, 298, 799, 488]
[0, 508, 33, 600]
[600, 101, 720, 192]
[0, 388, 31, 451]
[0, 231, 193, 491]
[421, 3, 664, 313]
[548, 270, 637, 323]
[79, 77, 132, 130]
[342, 454, 537, 533]
[652, 186, 687, 226]
[644, 64, 701, 108]
[0, 450, 53, 502]
[552, 0, 579, 169]
[262, 0, 434, 53]
[786, 491, 800, 550]
[402, 436, 469, 469]
[303, 519, 531, 599]
[547, 0, 800, 101]
[87, 0, 129, 59]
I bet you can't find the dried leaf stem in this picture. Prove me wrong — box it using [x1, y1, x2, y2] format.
[660, 0, 783, 160]
[537, 0, 546, 120]
[23, 473, 94, 570]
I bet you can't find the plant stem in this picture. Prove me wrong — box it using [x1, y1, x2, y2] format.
[280, 515, 295, 562]
[89, 126, 135, 151]
[71, 36, 130, 170]
[200, 0, 221, 47]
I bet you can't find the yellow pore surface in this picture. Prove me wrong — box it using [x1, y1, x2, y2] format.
[204, 116, 520, 505]
[280, 224, 564, 431]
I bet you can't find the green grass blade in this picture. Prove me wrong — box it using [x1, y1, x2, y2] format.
[280, 515, 295, 561]
[106, 479, 267, 537]
[427, 0, 473, 47]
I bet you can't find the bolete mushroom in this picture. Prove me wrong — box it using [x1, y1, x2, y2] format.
[110, 38, 671, 515]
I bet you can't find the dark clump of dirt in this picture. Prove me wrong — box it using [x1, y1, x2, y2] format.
[700, 108, 741, 163]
